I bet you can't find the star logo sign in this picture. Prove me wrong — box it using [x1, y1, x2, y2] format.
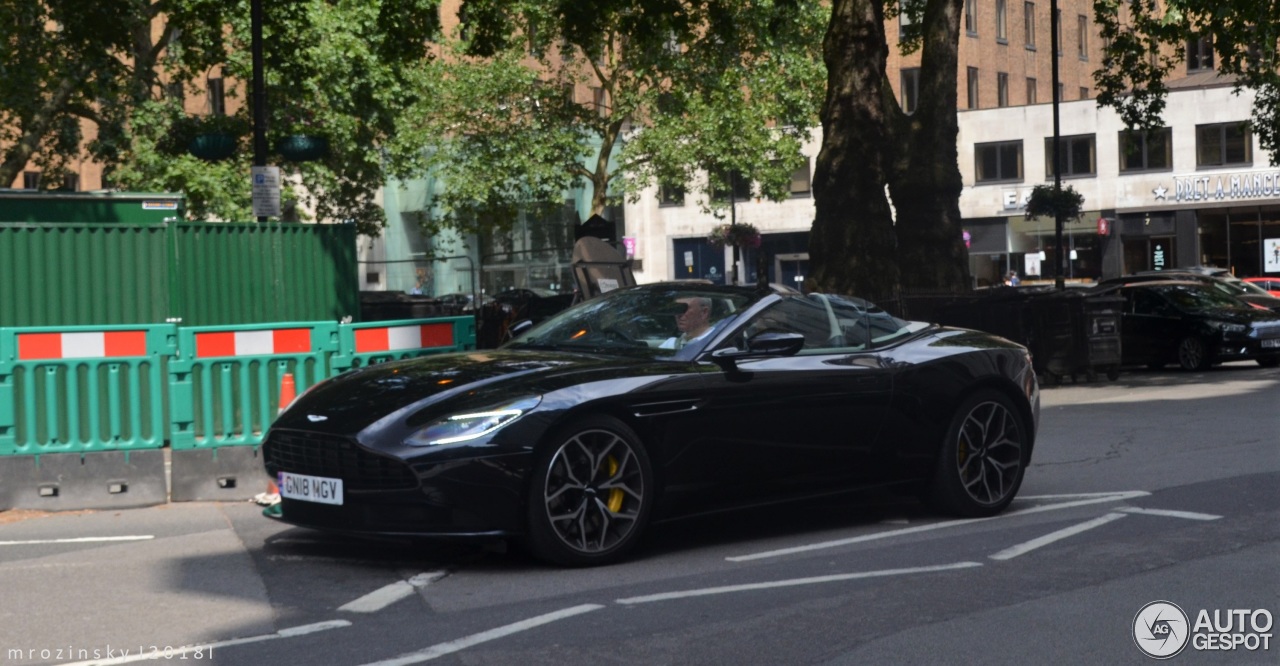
[1153, 185, 1168, 200]
[1133, 601, 1190, 659]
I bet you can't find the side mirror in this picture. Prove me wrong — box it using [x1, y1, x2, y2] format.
[709, 331, 805, 371]
[508, 319, 535, 339]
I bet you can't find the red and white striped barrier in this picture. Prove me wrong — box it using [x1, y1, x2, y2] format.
[194, 329, 312, 358]
[17, 331, 149, 360]
[353, 323, 455, 353]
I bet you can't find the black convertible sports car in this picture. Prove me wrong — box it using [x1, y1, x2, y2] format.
[264, 283, 1040, 566]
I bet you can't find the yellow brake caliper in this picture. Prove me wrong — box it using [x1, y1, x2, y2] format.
[605, 456, 624, 512]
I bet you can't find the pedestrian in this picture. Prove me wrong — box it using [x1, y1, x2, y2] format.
[1004, 270, 1020, 286]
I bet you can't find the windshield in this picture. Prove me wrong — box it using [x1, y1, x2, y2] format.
[506, 285, 757, 358]
[1153, 283, 1249, 312]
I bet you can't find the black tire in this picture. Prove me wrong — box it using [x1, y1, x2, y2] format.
[524, 416, 654, 566]
[1177, 336, 1209, 371]
[928, 390, 1030, 518]
[1258, 356, 1280, 368]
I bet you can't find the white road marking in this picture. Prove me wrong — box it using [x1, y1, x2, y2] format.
[616, 562, 983, 605]
[1118, 507, 1222, 521]
[989, 512, 1128, 561]
[339, 572, 448, 613]
[0, 536, 154, 546]
[727, 491, 1150, 562]
[359, 604, 605, 666]
[59, 620, 350, 665]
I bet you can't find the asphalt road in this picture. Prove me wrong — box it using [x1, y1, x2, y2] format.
[0, 364, 1276, 666]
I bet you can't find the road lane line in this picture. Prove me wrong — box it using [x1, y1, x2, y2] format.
[340, 571, 448, 613]
[1118, 507, 1222, 521]
[989, 513, 1127, 561]
[0, 536, 154, 546]
[727, 491, 1150, 562]
[359, 604, 605, 665]
[59, 620, 351, 665]
[616, 562, 983, 605]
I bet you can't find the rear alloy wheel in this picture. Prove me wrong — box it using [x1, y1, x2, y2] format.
[525, 416, 653, 566]
[1177, 336, 1209, 371]
[929, 390, 1029, 518]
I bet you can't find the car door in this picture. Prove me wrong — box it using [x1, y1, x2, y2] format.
[663, 295, 894, 512]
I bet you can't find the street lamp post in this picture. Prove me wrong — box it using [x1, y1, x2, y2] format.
[251, 0, 267, 222]
[1050, 0, 1064, 289]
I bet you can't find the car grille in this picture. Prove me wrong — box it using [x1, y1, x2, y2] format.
[264, 429, 418, 491]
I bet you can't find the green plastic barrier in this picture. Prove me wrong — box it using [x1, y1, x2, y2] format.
[0, 324, 176, 456]
[331, 315, 477, 374]
[168, 322, 339, 450]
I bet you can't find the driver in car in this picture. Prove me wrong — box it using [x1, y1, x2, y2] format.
[661, 296, 714, 349]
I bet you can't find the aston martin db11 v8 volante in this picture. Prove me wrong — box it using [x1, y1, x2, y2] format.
[264, 283, 1040, 566]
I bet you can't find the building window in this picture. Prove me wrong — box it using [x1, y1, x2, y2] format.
[22, 171, 40, 189]
[1027, 77, 1037, 104]
[997, 73, 1009, 107]
[1056, 83, 1064, 101]
[1077, 14, 1088, 59]
[898, 1, 914, 38]
[900, 68, 920, 114]
[1024, 2, 1036, 50]
[1055, 9, 1063, 56]
[789, 158, 812, 196]
[964, 0, 977, 35]
[1045, 134, 1096, 178]
[1196, 123, 1252, 167]
[967, 67, 979, 109]
[1079, 87, 1089, 100]
[592, 87, 608, 117]
[61, 173, 79, 191]
[1187, 35, 1214, 72]
[207, 77, 225, 116]
[1119, 128, 1172, 172]
[996, 0, 1008, 42]
[659, 183, 685, 207]
[975, 141, 1023, 183]
[711, 169, 752, 202]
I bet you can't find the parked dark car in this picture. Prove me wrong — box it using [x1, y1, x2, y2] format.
[262, 283, 1040, 566]
[1097, 280, 1280, 370]
[1098, 270, 1280, 312]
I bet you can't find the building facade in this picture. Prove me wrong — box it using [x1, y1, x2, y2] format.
[625, 2, 1277, 287]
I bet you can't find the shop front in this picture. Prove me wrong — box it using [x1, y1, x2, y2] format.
[1115, 167, 1280, 278]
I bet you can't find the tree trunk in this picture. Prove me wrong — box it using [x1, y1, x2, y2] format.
[809, 0, 899, 302]
[890, 0, 970, 293]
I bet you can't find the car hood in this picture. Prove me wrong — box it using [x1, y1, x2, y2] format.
[1195, 306, 1280, 325]
[272, 349, 679, 434]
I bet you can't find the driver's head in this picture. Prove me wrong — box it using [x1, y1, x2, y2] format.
[674, 296, 712, 335]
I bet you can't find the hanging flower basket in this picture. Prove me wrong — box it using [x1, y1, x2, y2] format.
[707, 222, 762, 249]
[275, 134, 330, 162]
[187, 132, 238, 161]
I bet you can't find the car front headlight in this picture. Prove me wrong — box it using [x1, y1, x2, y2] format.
[1206, 320, 1247, 335]
[406, 396, 542, 446]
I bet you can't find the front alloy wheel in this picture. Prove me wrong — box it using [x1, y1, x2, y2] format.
[929, 390, 1029, 517]
[1177, 336, 1208, 371]
[525, 416, 653, 566]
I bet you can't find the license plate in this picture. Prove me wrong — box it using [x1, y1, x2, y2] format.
[1263, 339, 1280, 349]
[278, 472, 343, 505]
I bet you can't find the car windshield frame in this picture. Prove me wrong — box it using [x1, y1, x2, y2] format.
[1149, 282, 1251, 312]
[505, 285, 762, 360]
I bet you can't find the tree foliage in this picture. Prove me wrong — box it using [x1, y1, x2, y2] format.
[2, 0, 441, 234]
[1093, 0, 1280, 162]
[393, 0, 828, 238]
[1024, 184, 1085, 221]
